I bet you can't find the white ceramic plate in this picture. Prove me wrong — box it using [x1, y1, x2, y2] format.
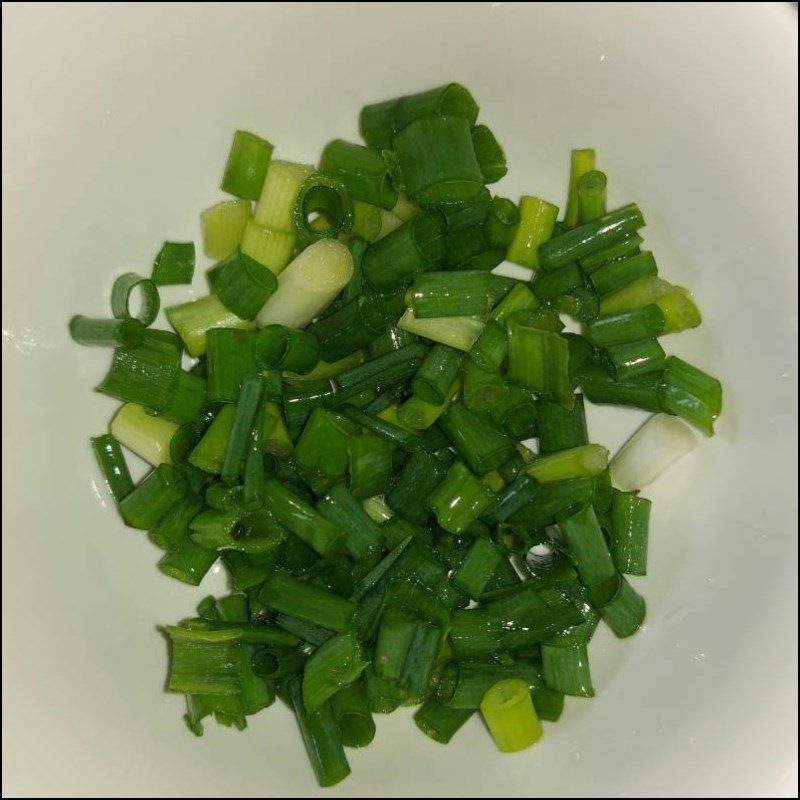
[2, 4, 797, 797]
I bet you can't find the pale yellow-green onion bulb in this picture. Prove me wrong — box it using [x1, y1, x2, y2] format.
[110, 403, 178, 466]
[480, 678, 543, 753]
[254, 161, 314, 231]
[255, 239, 353, 329]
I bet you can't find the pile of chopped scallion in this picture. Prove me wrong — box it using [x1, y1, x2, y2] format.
[70, 83, 723, 787]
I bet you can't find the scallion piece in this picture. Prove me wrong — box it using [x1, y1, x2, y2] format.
[119, 464, 186, 529]
[610, 491, 651, 575]
[471, 125, 507, 183]
[339, 405, 424, 453]
[462, 360, 506, 412]
[349, 201, 383, 241]
[110, 402, 178, 465]
[303, 630, 368, 712]
[490, 282, 539, 324]
[469, 322, 507, 373]
[166, 294, 255, 358]
[564, 148, 596, 228]
[110, 272, 160, 326]
[525, 444, 609, 483]
[346, 434, 393, 499]
[451, 537, 503, 598]
[149, 491, 204, 551]
[221, 374, 265, 484]
[362, 212, 445, 292]
[539, 203, 646, 272]
[286, 676, 351, 788]
[578, 233, 644, 271]
[398, 307, 485, 352]
[330, 680, 375, 748]
[428, 460, 495, 534]
[537, 395, 588, 454]
[240, 220, 295, 275]
[189, 405, 234, 474]
[221, 130, 274, 200]
[261, 572, 355, 633]
[580, 365, 662, 413]
[283, 378, 335, 435]
[442, 223, 504, 271]
[96, 331, 182, 411]
[255, 239, 354, 329]
[556, 504, 617, 592]
[293, 173, 354, 246]
[577, 169, 607, 224]
[412, 270, 490, 319]
[200, 199, 252, 260]
[414, 699, 474, 744]
[655, 286, 702, 334]
[409, 344, 463, 406]
[602, 337, 666, 381]
[151, 241, 196, 286]
[262, 480, 345, 556]
[205, 328, 257, 404]
[506, 196, 559, 270]
[541, 642, 594, 697]
[586, 305, 665, 346]
[480, 678, 543, 752]
[598, 275, 673, 316]
[437, 659, 539, 709]
[506, 312, 570, 404]
[439, 403, 515, 476]
[254, 325, 319, 375]
[207, 250, 278, 320]
[90, 433, 135, 503]
[359, 83, 478, 149]
[387, 449, 449, 524]
[590, 250, 658, 297]
[317, 484, 384, 561]
[69, 316, 146, 348]
[158, 537, 217, 585]
[397, 375, 459, 429]
[599, 575, 646, 638]
[658, 356, 723, 435]
[531, 263, 585, 302]
[609, 413, 697, 491]
[319, 139, 398, 210]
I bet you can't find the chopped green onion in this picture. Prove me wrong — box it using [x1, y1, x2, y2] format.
[539, 203, 646, 272]
[90, 433, 135, 502]
[525, 444, 609, 483]
[166, 626, 243, 695]
[654, 286, 702, 334]
[207, 250, 278, 320]
[602, 338, 666, 381]
[610, 491, 651, 575]
[414, 699, 474, 744]
[149, 492, 204, 551]
[469, 322, 507, 373]
[359, 83, 478, 149]
[471, 125, 507, 183]
[412, 270, 490, 319]
[294, 407, 353, 480]
[283, 378, 335, 434]
[428, 460, 496, 534]
[347, 434, 393, 499]
[609, 413, 697, 491]
[590, 251, 658, 297]
[153, 371, 207, 425]
[437, 659, 539, 709]
[151, 241, 195, 285]
[481, 678, 543, 752]
[110, 272, 160, 326]
[410, 344, 463, 406]
[222, 374, 265, 484]
[69, 316, 146, 348]
[320, 139, 398, 210]
[110, 402, 179, 465]
[397, 375, 459, 429]
[387, 449, 449, 524]
[254, 160, 314, 230]
[439, 403, 515, 475]
[586, 305, 665, 346]
[200, 199, 252, 260]
[462, 360, 506, 412]
[158, 537, 218, 585]
[599, 575, 646, 637]
[318, 484, 384, 560]
[580, 365, 662, 412]
[541, 642, 594, 697]
[598, 275, 673, 315]
[506, 196, 559, 270]
[303, 631, 368, 711]
[394, 115, 483, 204]
[119, 464, 186, 529]
[579, 233, 644, 271]
[531, 263, 585, 302]
[293, 173, 354, 246]
[166, 294, 255, 358]
[442, 224, 504, 270]
[658, 356, 723, 435]
[451, 537, 503, 598]
[261, 572, 355, 632]
[577, 169, 607, 224]
[255, 239, 354, 329]
[254, 325, 319, 374]
[556, 504, 617, 591]
[286, 676, 351, 788]
[490, 282, 539, 324]
[362, 212, 445, 292]
[339, 405, 423, 452]
[262, 479, 345, 556]
[537, 395, 588, 454]
[189, 405, 235, 474]
[240, 220, 295, 275]
[330, 680, 376, 748]
[96, 331, 182, 411]
[205, 328, 257, 404]
[221, 130, 274, 200]
[398, 307, 485, 351]
[564, 148, 596, 228]
[506, 312, 570, 404]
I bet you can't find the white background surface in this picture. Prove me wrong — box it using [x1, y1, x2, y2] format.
[2, 3, 797, 797]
